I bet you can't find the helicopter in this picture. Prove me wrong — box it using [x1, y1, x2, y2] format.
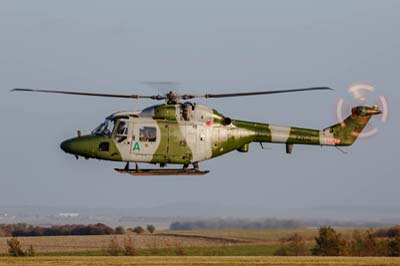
[11, 87, 382, 175]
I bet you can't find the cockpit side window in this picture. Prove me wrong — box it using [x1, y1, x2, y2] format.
[114, 120, 129, 143]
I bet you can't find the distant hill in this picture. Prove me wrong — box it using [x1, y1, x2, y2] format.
[1, 203, 400, 227]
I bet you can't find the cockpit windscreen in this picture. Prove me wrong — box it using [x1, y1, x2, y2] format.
[91, 119, 115, 137]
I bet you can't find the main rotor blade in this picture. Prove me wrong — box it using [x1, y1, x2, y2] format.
[10, 88, 165, 100]
[202, 87, 333, 99]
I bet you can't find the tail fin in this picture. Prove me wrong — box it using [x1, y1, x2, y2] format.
[324, 106, 382, 146]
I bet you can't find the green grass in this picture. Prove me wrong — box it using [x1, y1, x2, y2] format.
[132, 244, 281, 256]
[38, 244, 283, 257]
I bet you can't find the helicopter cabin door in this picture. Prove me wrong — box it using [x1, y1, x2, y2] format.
[112, 117, 131, 161]
[130, 120, 160, 162]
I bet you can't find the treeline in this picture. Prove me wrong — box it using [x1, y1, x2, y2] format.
[0, 223, 117, 237]
[170, 218, 304, 230]
[275, 226, 400, 257]
[0, 223, 157, 237]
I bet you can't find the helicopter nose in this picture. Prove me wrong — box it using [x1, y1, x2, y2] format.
[60, 138, 75, 154]
[60, 136, 97, 158]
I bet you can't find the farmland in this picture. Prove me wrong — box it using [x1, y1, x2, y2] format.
[1, 228, 400, 265]
[0, 228, 357, 255]
[0, 233, 230, 254]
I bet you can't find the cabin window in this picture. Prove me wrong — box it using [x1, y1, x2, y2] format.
[139, 127, 157, 142]
[98, 142, 110, 152]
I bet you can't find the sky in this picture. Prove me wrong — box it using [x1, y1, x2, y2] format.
[0, 0, 399, 214]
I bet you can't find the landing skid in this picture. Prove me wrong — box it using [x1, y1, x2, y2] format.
[114, 168, 210, 176]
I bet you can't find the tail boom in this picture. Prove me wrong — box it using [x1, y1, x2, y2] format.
[250, 105, 381, 147]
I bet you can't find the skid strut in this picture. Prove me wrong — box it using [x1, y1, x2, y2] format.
[115, 163, 209, 176]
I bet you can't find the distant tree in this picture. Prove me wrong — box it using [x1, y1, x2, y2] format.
[0, 226, 11, 237]
[274, 243, 290, 256]
[147, 224, 156, 234]
[7, 238, 25, 256]
[123, 236, 136, 256]
[287, 233, 310, 256]
[373, 225, 400, 238]
[312, 227, 348, 256]
[71, 223, 114, 236]
[350, 229, 387, 256]
[170, 222, 187, 230]
[1, 223, 121, 237]
[107, 236, 122, 256]
[0, 227, 7, 237]
[169, 218, 304, 231]
[26, 245, 35, 257]
[274, 233, 310, 256]
[132, 226, 145, 235]
[115, 226, 126, 235]
[387, 226, 400, 238]
[388, 236, 400, 257]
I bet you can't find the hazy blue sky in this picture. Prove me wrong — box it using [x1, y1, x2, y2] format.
[1, 0, 399, 212]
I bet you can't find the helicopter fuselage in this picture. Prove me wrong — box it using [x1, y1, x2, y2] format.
[60, 103, 381, 167]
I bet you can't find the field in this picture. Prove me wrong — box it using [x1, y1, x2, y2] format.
[0, 229, 332, 255]
[0, 228, 359, 255]
[1, 228, 399, 265]
[1, 256, 400, 266]
[0, 233, 229, 254]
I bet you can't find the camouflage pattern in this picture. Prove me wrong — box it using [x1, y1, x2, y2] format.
[60, 104, 381, 165]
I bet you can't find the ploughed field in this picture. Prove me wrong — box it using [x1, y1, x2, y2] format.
[1, 256, 400, 266]
[0, 233, 231, 254]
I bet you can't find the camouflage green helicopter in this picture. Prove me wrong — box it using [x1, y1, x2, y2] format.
[11, 87, 381, 175]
